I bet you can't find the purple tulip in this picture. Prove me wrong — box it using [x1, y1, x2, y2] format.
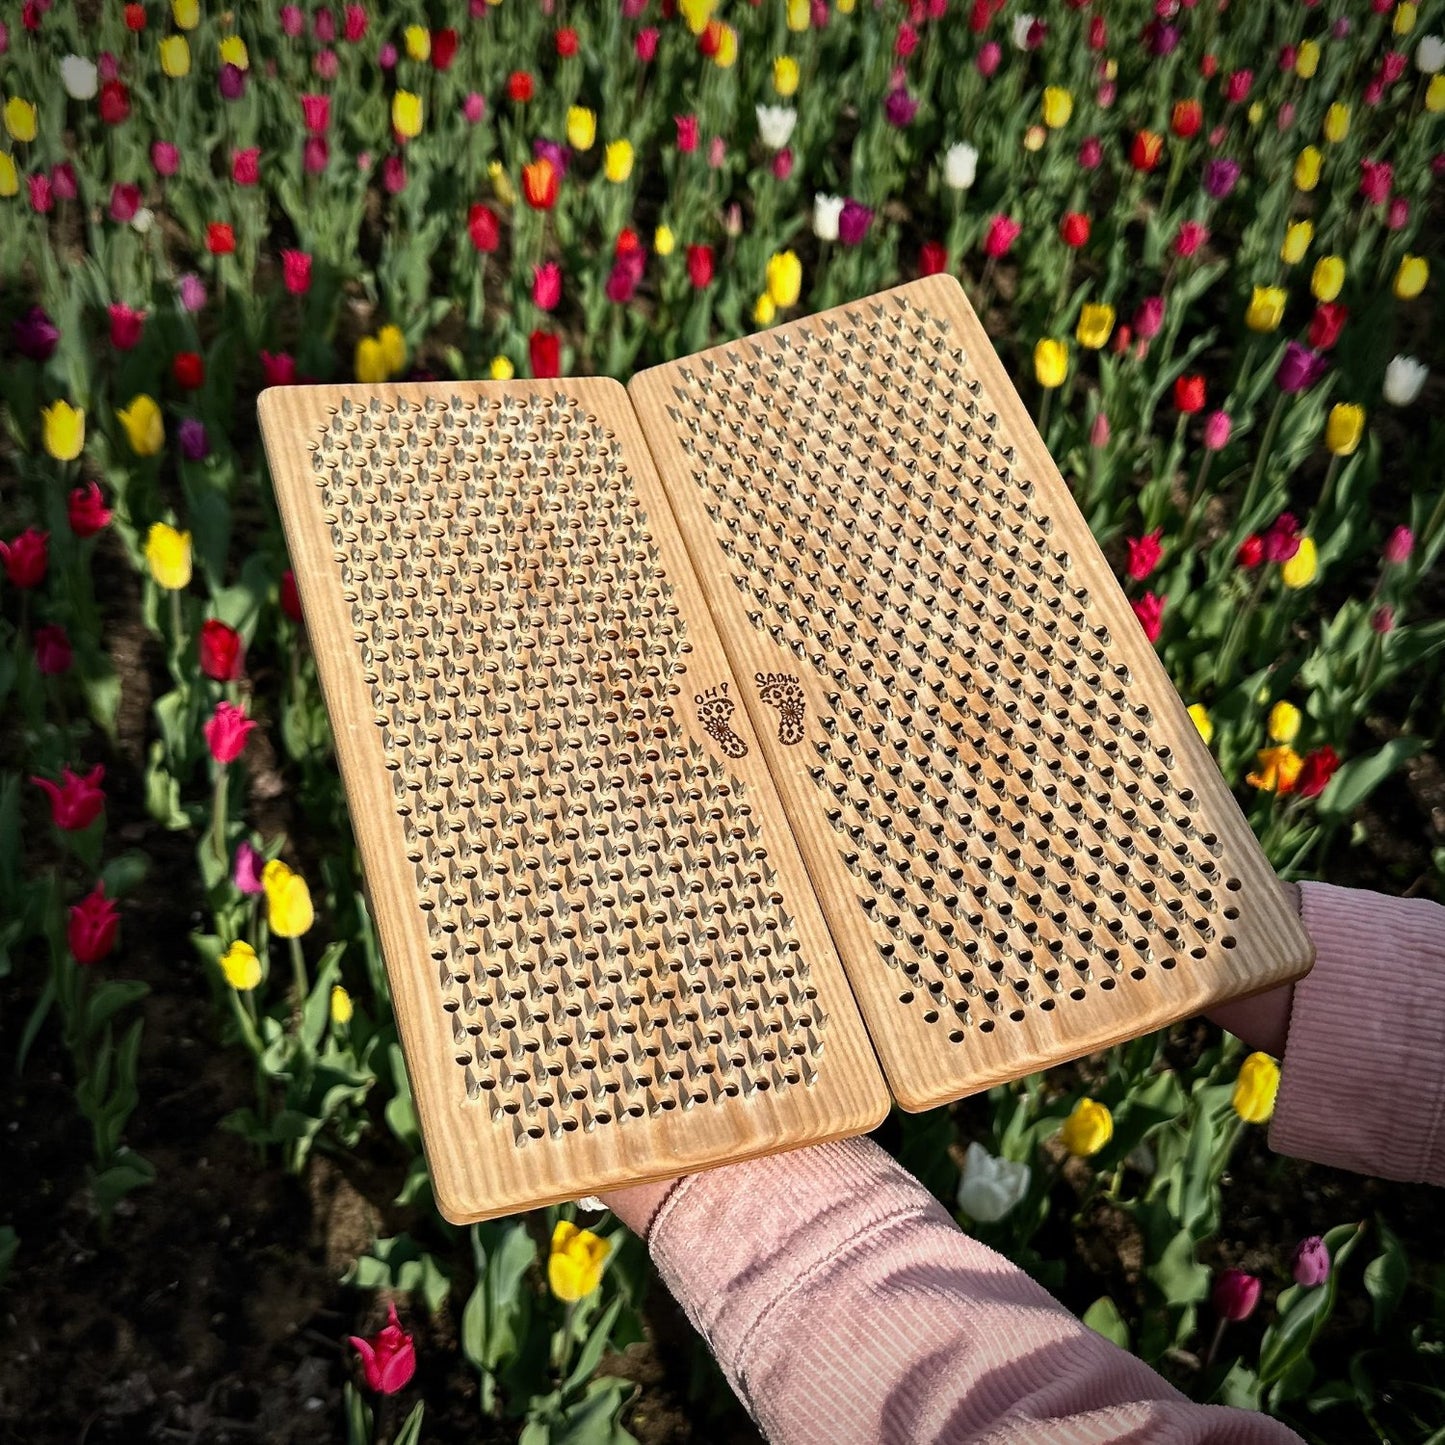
[1144, 19, 1179, 55]
[218, 62, 247, 100]
[1276, 341, 1328, 393]
[178, 418, 210, 462]
[533, 137, 569, 177]
[884, 87, 919, 128]
[178, 273, 208, 313]
[838, 199, 874, 247]
[1212, 1268, 1262, 1322]
[1203, 158, 1241, 199]
[12, 306, 59, 362]
[1291, 1237, 1331, 1288]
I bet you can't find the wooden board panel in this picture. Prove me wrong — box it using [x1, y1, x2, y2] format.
[630, 276, 1314, 1109]
[258, 380, 890, 1222]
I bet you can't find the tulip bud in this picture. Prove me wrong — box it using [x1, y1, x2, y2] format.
[1383, 525, 1414, 565]
[1212, 1268, 1262, 1322]
[1291, 1236, 1331, 1287]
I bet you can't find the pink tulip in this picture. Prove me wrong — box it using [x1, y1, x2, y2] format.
[1203, 410, 1232, 451]
[532, 261, 562, 311]
[348, 1304, 416, 1395]
[34, 624, 73, 675]
[1384, 525, 1414, 565]
[32, 764, 106, 831]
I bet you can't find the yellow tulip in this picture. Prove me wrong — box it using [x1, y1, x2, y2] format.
[679, 0, 716, 35]
[262, 858, 314, 937]
[488, 159, 516, 207]
[1247, 744, 1304, 792]
[754, 292, 777, 326]
[1188, 703, 1214, 747]
[1310, 255, 1345, 303]
[392, 91, 423, 140]
[144, 522, 193, 590]
[765, 250, 802, 308]
[547, 1221, 609, 1301]
[1280, 220, 1313, 264]
[1245, 286, 1287, 333]
[4, 97, 38, 143]
[1281, 537, 1318, 588]
[1247, 100, 1264, 126]
[1041, 86, 1073, 129]
[773, 55, 800, 97]
[1102, 58, 1118, 82]
[1294, 145, 1322, 192]
[171, 0, 200, 29]
[489, 354, 515, 381]
[1034, 338, 1068, 389]
[1075, 303, 1114, 351]
[1322, 102, 1349, 143]
[403, 23, 430, 61]
[1232, 1052, 1281, 1124]
[1394, 254, 1429, 299]
[330, 984, 354, 1026]
[603, 139, 634, 183]
[355, 336, 387, 384]
[1060, 1098, 1113, 1157]
[117, 394, 165, 456]
[377, 323, 406, 376]
[1022, 125, 1046, 153]
[1395, 1, 1417, 36]
[220, 939, 262, 991]
[218, 34, 248, 69]
[837, 0, 856, 12]
[159, 35, 191, 76]
[654, 224, 675, 257]
[714, 23, 737, 68]
[1428, 74, 1445, 114]
[1295, 39, 1320, 78]
[0, 152, 16, 197]
[1267, 701, 1302, 744]
[42, 401, 85, 462]
[565, 105, 596, 151]
[1324, 403, 1364, 457]
[786, 0, 809, 30]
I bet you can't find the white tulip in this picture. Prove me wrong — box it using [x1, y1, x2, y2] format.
[1383, 354, 1428, 405]
[813, 193, 845, 243]
[956, 1142, 1031, 1223]
[1416, 35, 1445, 73]
[131, 207, 156, 235]
[755, 104, 798, 150]
[60, 55, 99, 101]
[943, 142, 978, 191]
[1011, 13, 1036, 49]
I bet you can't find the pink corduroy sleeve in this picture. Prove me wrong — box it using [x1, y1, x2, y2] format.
[632, 1137, 1300, 1444]
[1271, 881, 1445, 1183]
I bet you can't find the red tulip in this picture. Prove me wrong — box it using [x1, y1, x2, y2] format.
[260, 350, 297, 386]
[529, 330, 561, 380]
[1236, 534, 1265, 569]
[507, 70, 534, 103]
[431, 27, 459, 68]
[1212, 1269, 1261, 1322]
[32, 764, 106, 830]
[69, 881, 120, 965]
[675, 113, 699, 152]
[1, 527, 49, 588]
[1131, 130, 1164, 171]
[467, 203, 500, 253]
[205, 701, 256, 764]
[521, 158, 559, 210]
[1125, 529, 1163, 582]
[68, 482, 113, 538]
[919, 241, 947, 276]
[34, 624, 73, 675]
[348, 1304, 416, 1395]
[1307, 302, 1347, 351]
[1059, 212, 1091, 248]
[1131, 592, 1165, 642]
[207, 223, 236, 255]
[231, 148, 261, 187]
[301, 93, 330, 134]
[123, 3, 146, 28]
[109, 303, 146, 350]
[1297, 746, 1339, 799]
[1174, 375, 1206, 413]
[1170, 99, 1203, 138]
[199, 619, 245, 682]
[281, 250, 312, 295]
[983, 213, 1021, 257]
[686, 243, 714, 289]
[173, 351, 205, 390]
[1223, 68, 1253, 103]
[1087, 14, 1106, 49]
[1174, 220, 1208, 258]
[280, 569, 303, 623]
[99, 79, 131, 125]
[555, 26, 579, 56]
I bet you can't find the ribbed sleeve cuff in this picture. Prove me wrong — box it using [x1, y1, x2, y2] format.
[1271, 881, 1445, 1184]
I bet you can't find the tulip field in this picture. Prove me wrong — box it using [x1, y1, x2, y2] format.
[2, 0, 1444, 1440]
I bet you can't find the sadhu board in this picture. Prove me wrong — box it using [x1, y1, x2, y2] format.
[259, 275, 1311, 1222]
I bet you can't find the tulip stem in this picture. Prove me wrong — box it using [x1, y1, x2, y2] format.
[290, 935, 309, 1010]
[1180, 449, 1216, 548]
[1316, 453, 1341, 529]
[1037, 387, 1052, 439]
[1237, 392, 1285, 538]
[169, 587, 184, 664]
[1214, 568, 1268, 691]
[1202, 1318, 1228, 1372]
[552, 1300, 578, 1379]
[209, 767, 229, 873]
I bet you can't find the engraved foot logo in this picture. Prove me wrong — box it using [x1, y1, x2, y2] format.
[695, 683, 748, 758]
[756, 671, 806, 745]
